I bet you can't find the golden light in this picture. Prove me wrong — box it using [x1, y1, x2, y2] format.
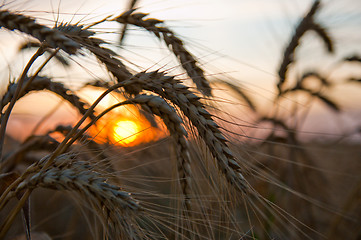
[81, 88, 168, 146]
[113, 120, 140, 145]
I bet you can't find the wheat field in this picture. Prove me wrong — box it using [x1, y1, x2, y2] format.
[0, 0, 360, 239]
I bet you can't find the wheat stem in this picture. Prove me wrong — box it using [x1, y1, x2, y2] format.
[0, 47, 45, 161]
[0, 189, 31, 239]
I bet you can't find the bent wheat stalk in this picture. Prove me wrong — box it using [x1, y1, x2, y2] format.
[210, 79, 257, 112]
[0, 48, 45, 160]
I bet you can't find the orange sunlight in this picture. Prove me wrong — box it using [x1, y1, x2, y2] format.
[113, 120, 140, 145]
[80, 87, 168, 147]
[6, 87, 168, 147]
[89, 111, 167, 147]
[89, 112, 166, 147]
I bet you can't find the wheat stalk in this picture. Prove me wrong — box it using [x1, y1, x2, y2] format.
[277, 86, 340, 111]
[83, 79, 160, 127]
[18, 40, 70, 66]
[0, 47, 49, 160]
[308, 22, 333, 52]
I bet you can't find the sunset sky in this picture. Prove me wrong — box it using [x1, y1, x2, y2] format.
[1, 0, 361, 142]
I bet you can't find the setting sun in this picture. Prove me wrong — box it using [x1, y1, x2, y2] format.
[113, 120, 140, 145]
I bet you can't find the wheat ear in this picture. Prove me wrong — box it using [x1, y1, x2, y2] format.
[0, 10, 80, 54]
[124, 94, 193, 208]
[344, 55, 361, 63]
[115, 9, 212, 96]
[15, 155, 141, 239]
[56, 23, 133, 83]
[0, 75, 95, 119]
[123, 71, 248, 193]
[277, 0, 329, 92]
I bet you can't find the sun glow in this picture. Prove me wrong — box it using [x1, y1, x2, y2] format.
[113, 120, 140, 145]
[82, 88, 168, 146]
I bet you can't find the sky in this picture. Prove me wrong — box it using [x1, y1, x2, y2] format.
[1, 0, 360, 81]
[1, 0, 361, 141]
